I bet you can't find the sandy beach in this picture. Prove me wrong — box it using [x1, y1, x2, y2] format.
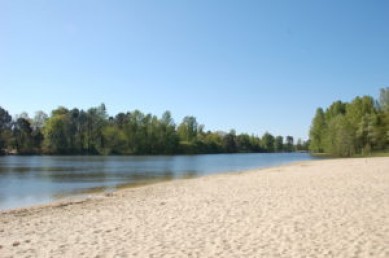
[0, 158, 388, 257]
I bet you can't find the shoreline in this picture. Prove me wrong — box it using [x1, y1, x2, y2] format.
[0, 157, 312, 213]
[1, 157, 388, 257]
[0, 160, 304, 215]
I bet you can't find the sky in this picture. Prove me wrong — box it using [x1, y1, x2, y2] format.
[1, 0, 388, 140]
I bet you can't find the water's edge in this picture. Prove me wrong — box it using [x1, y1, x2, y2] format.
[0, 159, 315, 214]
[0, 153, 315, 211]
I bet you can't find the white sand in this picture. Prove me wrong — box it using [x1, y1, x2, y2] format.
[0, 158, 388, 257]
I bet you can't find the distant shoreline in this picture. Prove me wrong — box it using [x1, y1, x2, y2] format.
[0, 150, 307, 156]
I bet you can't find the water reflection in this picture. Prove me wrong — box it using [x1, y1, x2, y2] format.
[0, 153, 314, 210]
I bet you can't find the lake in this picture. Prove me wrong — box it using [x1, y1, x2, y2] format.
[0, 153, 314, 210]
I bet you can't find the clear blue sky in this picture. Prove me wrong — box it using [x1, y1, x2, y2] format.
[1, 0, 388, 140]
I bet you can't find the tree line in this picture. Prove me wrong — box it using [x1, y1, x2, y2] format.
[309, 88, 389, 157]
[0, 104, 306, 155]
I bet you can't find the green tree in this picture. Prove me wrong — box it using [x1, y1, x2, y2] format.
[249, 135, 262, 152]
[101, 125, 128, 154]
[325, 115, 356, 157]
[237, 133, 253, 153]
[285, 136, 294, 152]
[158, 111, 179, 154]
[325, 101, 346, 120]
[13, 117, 34, 153]
[32, 111, 48, 130]
[114, 112, 128, 129]
[30, 111, 48, 151]
[43, 110, 70, 154]
[177, 116, 198, 143]
[379, 87, 389, 148]
[379, 87, 389, 113]
[124, 110, 145, 154]
[309, 89, 388, 156]
[222, 130, 237, 153]
[1, 103, 303, 155]
[198, 131, 223, 153]
[0, 106, 12, 152]
[86, 104, 108, 154]
[261, 132, 275, 152]
[346, 96, 376, 153]
[177, 116, 200, 153]
[274, 136, 283, 152]
[309, 108, 326, 153]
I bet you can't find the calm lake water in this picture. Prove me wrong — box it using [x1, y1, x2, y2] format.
[0, 153, 314, 210]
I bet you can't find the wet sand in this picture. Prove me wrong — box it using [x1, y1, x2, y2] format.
[1, 158, 388, 257]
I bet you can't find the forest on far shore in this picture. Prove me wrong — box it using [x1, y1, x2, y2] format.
[309, 88, 389, 157]
[0, 105, 306, 155]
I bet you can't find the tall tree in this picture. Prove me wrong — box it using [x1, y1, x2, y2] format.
[177, 116, 198, 143]
[86, 104, 108, 154]
[237, 133, 253, 153]
[379, 87, 389, 113]
[346, 96, 376, 153]
[285, 136, 294, 152]
[309, 89, 388, 156]
[32, 111, 48, 130]
[261, 132, 275, 152]
[101, 125, 128, 154]
[43, 109, 71, 154]
[309, 108, 326, 153]
[13, 117, 34, 153]
[222, 130, 237, 153]
[274, 136, 284, 152]
[379, 87, 389, 148]
[0, 106, 12, 152]
[326, 115, 356, 157]
[325, 101, 346, 120]
[159, 111, 179, 154]
[1, 103, 301, 155]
